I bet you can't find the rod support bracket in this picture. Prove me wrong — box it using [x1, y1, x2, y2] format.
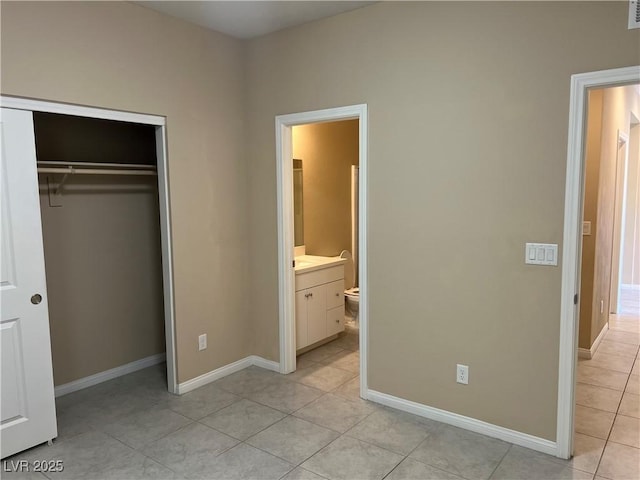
[54, 166, 74, 195]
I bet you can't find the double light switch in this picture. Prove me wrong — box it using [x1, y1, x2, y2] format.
[525, 243, 558, 266]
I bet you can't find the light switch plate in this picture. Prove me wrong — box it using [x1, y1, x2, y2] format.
[582, 221, 591, 236]
[525, 243, 558, 266]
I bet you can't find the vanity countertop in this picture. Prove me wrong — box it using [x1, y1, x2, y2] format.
[294, 255, 346, 274]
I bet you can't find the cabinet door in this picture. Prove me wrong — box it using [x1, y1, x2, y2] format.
[327, 305, 345, 337]
[326, 279, 344, 310]
[306, 285, 327, 345]
[295, 290, 308, 349]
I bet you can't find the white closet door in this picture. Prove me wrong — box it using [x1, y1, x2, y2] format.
[1, 108, 57, 458]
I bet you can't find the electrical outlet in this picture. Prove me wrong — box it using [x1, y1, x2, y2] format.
[198, 334, 207, 351]
[457, 364, 469, 385]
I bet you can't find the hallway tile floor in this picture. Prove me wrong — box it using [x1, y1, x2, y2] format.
[5, 320, 639, 479]
[575, 314, 640, 480]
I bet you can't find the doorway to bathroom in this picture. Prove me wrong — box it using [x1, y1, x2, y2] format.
[275, 104, 368, 399]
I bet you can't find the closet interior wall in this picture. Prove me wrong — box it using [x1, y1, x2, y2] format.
[35, 113, 166, 387]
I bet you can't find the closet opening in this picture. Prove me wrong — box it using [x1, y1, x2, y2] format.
[33, 111, 174, 397]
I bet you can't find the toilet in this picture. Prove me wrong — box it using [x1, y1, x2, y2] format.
[340, 250, 359, 323]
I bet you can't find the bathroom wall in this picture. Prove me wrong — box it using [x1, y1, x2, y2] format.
[292, 120, 359, 257]
[246, 1, 640, 441]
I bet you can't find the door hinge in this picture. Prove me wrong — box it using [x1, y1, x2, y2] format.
[574, 294, 578, 305]
[292, 260, 295, 268]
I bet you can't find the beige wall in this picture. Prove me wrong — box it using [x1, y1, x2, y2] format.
[246, 2, 640, 441]
[3, 0, 640, 443]
[38, 176, 164, 386]
[293, 120, 359, 256]
[579, 90, 604, 349]
[621, 123, 640, 285]
[1, 1, 252, 383]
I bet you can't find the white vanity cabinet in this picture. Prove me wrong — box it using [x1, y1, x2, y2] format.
[295, 263, 345, 350]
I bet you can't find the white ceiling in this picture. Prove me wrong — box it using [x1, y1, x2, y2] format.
[136, 1, 375, 39]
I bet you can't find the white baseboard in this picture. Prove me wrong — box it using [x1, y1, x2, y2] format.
[578, 322, 609, 359]
[367, 389, 558, 457]
[54, 353, 166, 397]
[577, 348, 591, 359]
[177, 355, 280, 395]
[250, 355, 280, 372]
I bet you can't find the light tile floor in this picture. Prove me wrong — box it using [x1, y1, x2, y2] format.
[618, 286, 640, 316]
[575, 314, 640, 480]
[4, 320, 639, 479]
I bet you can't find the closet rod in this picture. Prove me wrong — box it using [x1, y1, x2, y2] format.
[37, 167, 157, 176]
[37, 161, 156, 170]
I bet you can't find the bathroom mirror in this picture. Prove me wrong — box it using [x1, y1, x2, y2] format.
[293, 159, 304, 246]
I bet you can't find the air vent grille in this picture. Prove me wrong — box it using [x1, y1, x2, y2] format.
[630, 0, 640, 29]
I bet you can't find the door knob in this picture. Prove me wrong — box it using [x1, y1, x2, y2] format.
[31, 294, 42, 305]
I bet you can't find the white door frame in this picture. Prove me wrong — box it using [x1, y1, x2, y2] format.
[610, 130, 630, 314]
[0, 96, 179, 394]
[558, 66, 639, 458]
[275, 104, 369, 398]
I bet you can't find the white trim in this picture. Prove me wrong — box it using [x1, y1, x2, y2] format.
[250, 355, 281, 372]
[367, 389, 557, 456]
[54, 353, 165, 397]
[176, 356, 280, 394]
[275, 104, 369, 400]
[577, 348, 591, 360]
[276, 118, 296, 374]
[577, 323, 609, 359]
[155, 125, 178, 394]
[0, 95, 179, 395]
[558, 66, 640, 459]
[0, 96, 164, 126]
[610, 130, 631, 314]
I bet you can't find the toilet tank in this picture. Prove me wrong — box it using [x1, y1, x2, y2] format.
[340, 250, 355, 289]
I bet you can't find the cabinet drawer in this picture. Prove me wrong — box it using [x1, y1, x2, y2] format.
[296, 265, 344, 291]
[326, 279, 344, 309]
[326, 305, 345, 337]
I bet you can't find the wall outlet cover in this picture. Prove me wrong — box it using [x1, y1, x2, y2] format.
[456, 364, 469, 385]
[198, 334, 207, 351]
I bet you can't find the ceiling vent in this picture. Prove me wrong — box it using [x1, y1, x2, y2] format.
[630, 1, 640, 29]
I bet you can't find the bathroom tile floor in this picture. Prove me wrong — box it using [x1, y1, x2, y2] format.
[5, 319, 639, 479]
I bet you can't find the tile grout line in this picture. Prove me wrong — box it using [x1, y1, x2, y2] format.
[591, 333, 638, 478]
[487, 443, 513, 480]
